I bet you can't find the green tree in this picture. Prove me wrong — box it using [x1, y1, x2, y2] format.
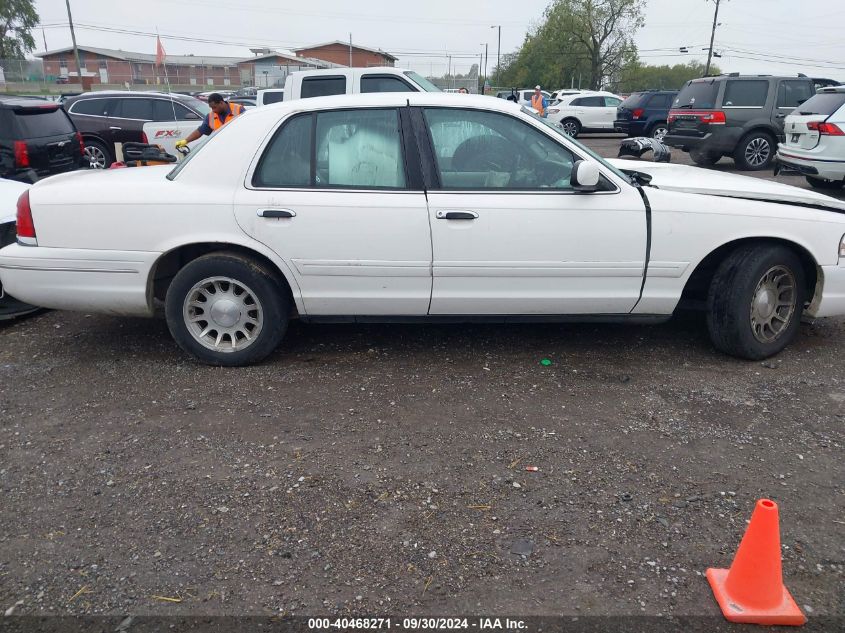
[610, 61, 722, 93]
[0, 0, 38, 59]
[497, 0, 645, 91]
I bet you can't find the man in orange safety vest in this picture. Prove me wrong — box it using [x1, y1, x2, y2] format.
[176, 93, 245, 148]
[531, 85, 549, 118]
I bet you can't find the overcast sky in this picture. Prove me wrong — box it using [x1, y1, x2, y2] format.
[33, 0, 845, 81]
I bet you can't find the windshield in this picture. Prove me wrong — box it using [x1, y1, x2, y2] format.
[521, 106, 632, 183]
[404, 71, 442, 92]
[166, 136, 210, 180]
[673, 80, 719, 109]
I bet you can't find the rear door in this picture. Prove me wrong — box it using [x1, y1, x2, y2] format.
[721, 79, 770, 135]
[107, 97, 153, 146]
[234, 106, 433, 316]
[602, 96, 622, 128]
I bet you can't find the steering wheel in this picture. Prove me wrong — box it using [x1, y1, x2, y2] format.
[451, 136, 516, 173]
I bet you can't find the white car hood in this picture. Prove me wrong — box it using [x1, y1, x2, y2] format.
[608, 159, 845, 213]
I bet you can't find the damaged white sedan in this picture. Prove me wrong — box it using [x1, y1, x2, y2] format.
[1, 93, 844, 366]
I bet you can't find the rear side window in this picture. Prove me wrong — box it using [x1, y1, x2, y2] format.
[723, 81, 769, 107]
[301, 77, 346, 98]
[262, 92, 285, 105]
[575, 96, 604, 107]
[114, 98, 154, 120]
[361, 76, 414, 93]
[253, 114, 312, 188]
[648, 94, 673, 109]
[13, 108, 75, 137]
[795, 92, 845, 116]
[777, 81, 815, 109]
[69, 98, 111, 116]
[674, 81, 719, 109]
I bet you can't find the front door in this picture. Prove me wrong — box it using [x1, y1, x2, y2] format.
[418, 106, 647, 315]
[234, 107, 432, 316]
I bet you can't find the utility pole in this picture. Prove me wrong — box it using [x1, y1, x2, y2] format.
[483, 42, 488, 87]
[491, 25, 500, 82]
[41, 27, 48, 52]
[348, 33, 353, 67]
[705, 0, 722, 76]
[64, 0, 83, 81]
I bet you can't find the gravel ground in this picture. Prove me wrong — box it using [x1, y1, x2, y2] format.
[0, 136, 843, 623]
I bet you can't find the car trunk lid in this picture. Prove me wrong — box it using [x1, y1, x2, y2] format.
[10, 103, 80, 176]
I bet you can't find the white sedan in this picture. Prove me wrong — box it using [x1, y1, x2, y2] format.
[776, 86, 845, 190]
[547, 91, 624, 137]
[1, 93, 844, 366]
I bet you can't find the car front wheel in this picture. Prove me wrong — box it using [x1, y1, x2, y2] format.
[165, 252, 289, 366]
[734, 132, 775, 170]
[706, 245, 805, 360]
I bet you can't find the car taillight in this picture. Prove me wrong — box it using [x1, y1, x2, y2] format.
[632, 108, 644, 120]
[808, 121, 844, 136]
[141, 131, 149, 144]
[16, 190, 36, 245]
[13, 141, 29, 168]
[76, 131, 85, 155]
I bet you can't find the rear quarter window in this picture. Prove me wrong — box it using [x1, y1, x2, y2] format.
[620, 93, 647, 108]
[723, 80, 769, 107]
[674, 81, 719, 109]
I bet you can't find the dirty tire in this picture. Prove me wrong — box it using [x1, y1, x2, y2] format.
[733, 131, 776, 171]
[706, 245, 805, 360]
[165, 252, 288, 366]
[690, 149, 719, 166]
[805, 176, 844, 190]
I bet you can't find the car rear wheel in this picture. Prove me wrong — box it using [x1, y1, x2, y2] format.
[83, 140, 112, 169]
[734, 132, 775, 171]
[690, 149, 720, 166]
[650, 123, 669, 141]
[805, 176, 844, 190]
[165, 252, 289, 366]
[560, 118, 581, 137]
[706, 245, 805, 360]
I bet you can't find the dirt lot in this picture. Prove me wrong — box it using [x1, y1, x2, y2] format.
[0, 136, 843, 625]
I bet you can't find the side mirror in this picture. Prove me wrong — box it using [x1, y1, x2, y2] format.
[571, 160, 600, 192]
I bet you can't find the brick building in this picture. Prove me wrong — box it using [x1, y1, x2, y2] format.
[238, 50, 335, 88]
[292, 41, 397, 68]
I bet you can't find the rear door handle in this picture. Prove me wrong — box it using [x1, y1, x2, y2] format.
[257, 208, 296, 218]
[436, 210, 478, 220]
[109, 126, 122, 130]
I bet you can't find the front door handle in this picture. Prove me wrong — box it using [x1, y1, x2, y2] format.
[109, 126, 122, 130]
[436, 210, 478, 220]
[257, 208, 296, 218]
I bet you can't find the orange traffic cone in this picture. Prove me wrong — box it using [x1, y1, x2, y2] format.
[706, 498, 806, 626]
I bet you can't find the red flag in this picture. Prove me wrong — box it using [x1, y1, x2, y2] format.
[155, 36, 166, 67]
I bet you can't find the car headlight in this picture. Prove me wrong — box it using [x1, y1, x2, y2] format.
[548, 108, 559, 114]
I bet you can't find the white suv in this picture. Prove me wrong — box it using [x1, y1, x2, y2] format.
[776, 86, 845, 190]
[546, 91, 623, 137]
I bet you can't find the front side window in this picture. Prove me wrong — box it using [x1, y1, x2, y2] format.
[361, 75, 414, 93]
[254, 108, 406, 190]
[777, 81, 814, 109]
[723, 80, 769, 107]
[152, 100, 197, 121]
[301, 76, 347, 98]
[404, 71, 441, 92]
[423, 108, 576, 190]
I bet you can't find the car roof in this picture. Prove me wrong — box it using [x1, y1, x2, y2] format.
[68, 90, 196, 100]
[0, 97, 62, 109]
[259, 91, 525, 115]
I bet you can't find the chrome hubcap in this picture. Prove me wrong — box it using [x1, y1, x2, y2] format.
[84, 146, 106, 169]
[183, 276, 263, 353]
[744, 137, 771, 167]
[653, 126, 668, 141]
[562, 122, 578, 136]
[750, 266, 796, 344]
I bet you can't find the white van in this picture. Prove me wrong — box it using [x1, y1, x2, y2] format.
[277, 67, 440, 103]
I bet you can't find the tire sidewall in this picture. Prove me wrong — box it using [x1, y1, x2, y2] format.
[650, 122, 668, 140]
[707, 246, 806, 360]
[165, 253, 288, 366]
[735, 132, 775, 171]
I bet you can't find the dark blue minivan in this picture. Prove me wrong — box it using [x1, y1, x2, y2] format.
[614, 90, 678, 140]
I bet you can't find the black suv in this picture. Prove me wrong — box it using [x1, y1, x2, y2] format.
[0, 98, 83, 182]
[63, 91, 210, 169]
[664, 74, 815, 170]
[614, 90, 678, 139]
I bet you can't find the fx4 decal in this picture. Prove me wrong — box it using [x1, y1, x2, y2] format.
[154, 130, 181, 138]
